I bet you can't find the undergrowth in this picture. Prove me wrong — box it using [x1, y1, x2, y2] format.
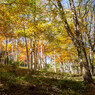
[0, 64, 94, 95]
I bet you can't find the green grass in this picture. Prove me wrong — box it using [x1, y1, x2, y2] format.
[0, 64, 95, 95]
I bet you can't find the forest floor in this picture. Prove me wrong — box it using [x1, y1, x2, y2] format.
[0, 64, 95, 95]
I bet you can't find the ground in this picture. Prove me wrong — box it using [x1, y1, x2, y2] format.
[0, 64, 95, 95]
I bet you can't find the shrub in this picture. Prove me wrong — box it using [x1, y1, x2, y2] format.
[41, 68, 47, 73]
[8, 60, 20, 69]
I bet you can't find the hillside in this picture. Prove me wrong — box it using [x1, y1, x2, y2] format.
[0, 64, 95, 95]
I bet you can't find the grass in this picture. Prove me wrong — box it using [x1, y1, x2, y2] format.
[0, 64, 95, 95]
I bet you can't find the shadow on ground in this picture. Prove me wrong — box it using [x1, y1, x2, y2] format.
[0, 64, 95, 95]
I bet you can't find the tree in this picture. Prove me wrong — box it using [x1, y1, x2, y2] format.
[47, 0, 93, 83]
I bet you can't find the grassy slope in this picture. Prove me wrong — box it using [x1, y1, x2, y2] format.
[0, 64, 95, 95]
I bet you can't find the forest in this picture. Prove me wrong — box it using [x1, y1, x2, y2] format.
[0, 0, 95, 95]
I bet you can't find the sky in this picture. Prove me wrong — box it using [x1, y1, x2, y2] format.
[61, 0, 70, 8]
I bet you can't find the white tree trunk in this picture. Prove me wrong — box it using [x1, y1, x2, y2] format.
[16, 39, 18, 62]
[41, 40, 43, 69]
[54, 50, 56, 73]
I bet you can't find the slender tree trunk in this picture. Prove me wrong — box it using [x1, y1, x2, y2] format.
[25, 38, 29, 68]
[44, 45, 47, 71]
[38, 58, 40, 70]
[34, 40, 36, 70]
[5, 36, 8, 65]
[12, 38, 14, 63]
[0, 41, 1, 63]
[90, 57, 94, 75]
[24, 27, 29, 69]
[35, 40, 38, 70]
[30, 39, 33, 70]
[76, 66, 79, 75]
[0, 40, 3, 63]
[16, 38, 18, 62]
[32, 39, 35, 70]
[49, 56, 52, 72]
[70, 64, 73, 74]
[79, 62, 83, 75]
[67, 61, 71, 73]
[54, 50, 56, 73]
[89, 49, 94, 75]
[41, 40, 43, 69]
[0, 41, 1, 53]
[34, 39, 37, 70]
[60, 62, 63, 73]
[63, 63, 66, 72]
[91, 64, 94, 75]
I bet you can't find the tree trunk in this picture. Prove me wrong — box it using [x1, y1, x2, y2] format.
[44, 45, 47, 71]
[32, 39, 35, 70]
[0, 41, 1, 63]
[41, 40, 43, 69]
[49, 56, 52, 72]
[30, 39, 33, 70]
[34, 39, 37, 70]
[16, 38, 18, 62]
[5, 36, 8, 65]
[63, 63, 66, 72]
[94, 6, 95, 45]
[54, 50, 56, 73]
[80, 62, 83, 75]
[91, 64, 94, 75]
[0, 41, 1, 53]
[24, 27, 29, 69]
[78, 48, 93, 83]
[25, 38, 29, 68]
[70, 64, 73, 74]
[12, 38, 14, 63]
[60, 62, 63, 73]
[76, 66, 79, 75]
[35, 40, 38, 70]
[89, 49, 94, 75]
